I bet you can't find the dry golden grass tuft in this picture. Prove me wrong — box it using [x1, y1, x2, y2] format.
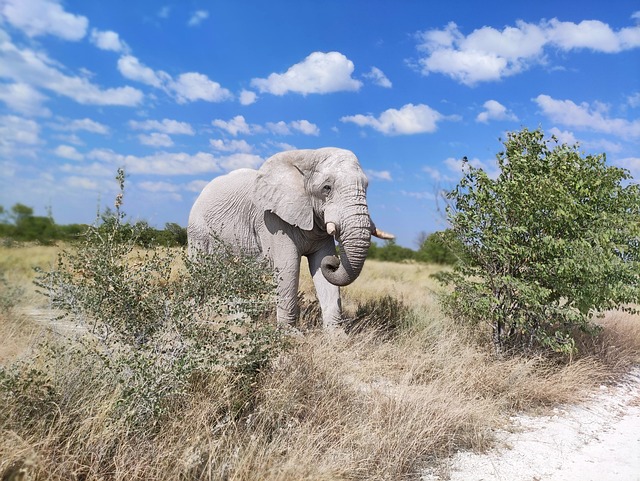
[0, 245, 639, 480]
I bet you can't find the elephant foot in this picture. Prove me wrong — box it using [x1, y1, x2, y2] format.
[277, 322, 303, 338]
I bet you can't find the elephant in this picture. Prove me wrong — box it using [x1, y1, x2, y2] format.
[187, 147, 393, 329]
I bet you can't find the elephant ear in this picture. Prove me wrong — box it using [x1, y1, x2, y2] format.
[254, 150, 314, 230]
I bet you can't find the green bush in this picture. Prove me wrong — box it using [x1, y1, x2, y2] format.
[416, 230, 464, 265]
[3, 169, 285, 432]
[438, 128, 640, 355]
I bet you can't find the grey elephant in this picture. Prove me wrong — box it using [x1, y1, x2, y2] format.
[187, 147, 393, 328]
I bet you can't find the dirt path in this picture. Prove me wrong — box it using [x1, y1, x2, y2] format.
[423, 368, 640, 481]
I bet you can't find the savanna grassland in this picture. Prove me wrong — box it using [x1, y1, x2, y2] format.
[1, 243, 639, 481]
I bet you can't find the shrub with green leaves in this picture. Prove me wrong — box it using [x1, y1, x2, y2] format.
[438, 128, 640, 355]
[21, 169, 283, 428]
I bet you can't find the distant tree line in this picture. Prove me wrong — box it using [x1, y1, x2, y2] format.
[368, 230, 463, 265]
[0, 202, 461, 265]
[0, 203, 187, 247]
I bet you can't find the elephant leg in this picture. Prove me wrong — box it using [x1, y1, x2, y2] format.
[260, 227, 301, 327]
[308, 241, 342, 329]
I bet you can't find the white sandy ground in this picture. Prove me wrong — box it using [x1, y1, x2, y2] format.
[423, 368, 640, 481]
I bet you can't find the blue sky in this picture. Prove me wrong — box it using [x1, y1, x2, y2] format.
[1, 0, 639, 247]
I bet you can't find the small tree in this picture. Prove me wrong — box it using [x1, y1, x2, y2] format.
[439, 128, 640, 355]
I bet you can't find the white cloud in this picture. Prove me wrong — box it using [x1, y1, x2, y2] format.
[423, 166, 443, 181]
[219, 153, 263, 171]
[251, 51, 362, 95]
[117, 55, 167, 88]
[170, 72, 233, 103]
[341, 103, 450, 135]
[416, 17, 640, 85]
[138, 181, 180, 193]
[1, 0, 88, 41]
[210, 139, 254, 153]
[186, 180, 208, 192]
[364, 67, 392, 88]
[534, 94, 640, 138]
[212, 115, 255, 136]
[129, 118, 194, 135]
[366, 170, 393, 181]
[138, 133, 174, 147]
[628, 92, 640, 108]
[0, 82, 50, 116]
[52, 117, 110, 134]
[65, 176, 98, 190]
[54, 144, 83, 161]
[188, 10, 209, 27]
[0, 115, 41, 158]
[476, 100, 518, 123]
[86, 148, 263, 175]
[548, 127, 578, 145]
[266, 119, 320, 136]
[0, 114, 40, 145]
[266, 121, 291, 135]
[1, 38, 143, 106]
[90, 29, 129, 53]
[614, 157, 640, 176]
[290, 120, 320, 136]
[239, 89, 257, 105]
[117, 56, 232, 104]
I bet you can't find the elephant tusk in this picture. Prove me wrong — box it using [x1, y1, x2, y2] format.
[373, 228, 395, 240]
[326, 222, 337, 236]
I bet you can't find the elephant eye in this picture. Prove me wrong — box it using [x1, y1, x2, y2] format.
[322, 185, 332, 195]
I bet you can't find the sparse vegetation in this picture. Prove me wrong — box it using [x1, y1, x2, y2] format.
[1, 135, 639, 480]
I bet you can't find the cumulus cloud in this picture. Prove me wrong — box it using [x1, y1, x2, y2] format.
[341, 103, 451, 135]
[117, 56, 232, 104]
[117, 55, 168, 88]
[476, 100, 518, 123]
[239, 89, 257, 105]
[212, 115, 257, 136]
[170, 72, 233, 103]
[290, 120, 320, 136]
[0, 82, 50, 116]
[251, 51, 362, 95]
[534, 94, 640, 138]
[1, 38, 143, 106]
[416, 17, 640, 85]
[1, 0, 88, 41]
[209, 139, 254, 153]
[86, 148, 263, 175]
[129, 118, 194, 135]
[138, 133, 174, 147]
[54, 144, 83, 161]
[90, 29, 129, 53]
[364, 67, 392, 88]
[188, 10, 209, 27]
[265, 119, 320, 136]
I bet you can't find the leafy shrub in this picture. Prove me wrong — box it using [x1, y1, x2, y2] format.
[12, 169, 285, 430]
[438, 128, 640, 355]
[416, 229, 465, 265]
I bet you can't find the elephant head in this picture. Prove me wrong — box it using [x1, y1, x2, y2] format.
[254, 147, 392, 287]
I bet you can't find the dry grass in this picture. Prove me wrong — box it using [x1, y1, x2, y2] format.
[1, 244, 639, 480]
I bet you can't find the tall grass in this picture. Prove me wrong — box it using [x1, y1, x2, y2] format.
[1, 244, 639, 480]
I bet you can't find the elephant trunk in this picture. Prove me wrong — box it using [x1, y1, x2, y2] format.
[320, 189, 371, 287]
